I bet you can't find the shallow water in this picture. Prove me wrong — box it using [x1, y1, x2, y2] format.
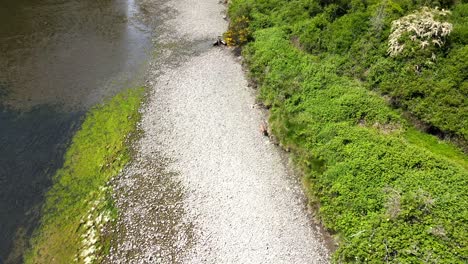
[0, 0, 151, 262]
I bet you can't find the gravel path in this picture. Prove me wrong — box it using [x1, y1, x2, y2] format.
[106, 0, 331, 263]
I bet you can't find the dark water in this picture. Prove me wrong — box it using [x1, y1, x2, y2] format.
[0, 0, 151, 262]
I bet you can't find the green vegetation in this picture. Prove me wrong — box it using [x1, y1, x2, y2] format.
[227, 0, 468, 262]
[25, 88, 144, 264]
[228, 0, 468, 143]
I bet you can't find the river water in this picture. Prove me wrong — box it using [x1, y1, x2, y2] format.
[0, 0, 152, 262]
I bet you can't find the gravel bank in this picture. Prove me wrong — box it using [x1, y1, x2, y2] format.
[107, 0, 331, 263]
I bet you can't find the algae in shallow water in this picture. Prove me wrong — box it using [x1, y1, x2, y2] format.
[25, 88, 144, 264]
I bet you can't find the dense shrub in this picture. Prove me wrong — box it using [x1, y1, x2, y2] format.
[232, 3, 468, 261]
[229, 0, 468, 143]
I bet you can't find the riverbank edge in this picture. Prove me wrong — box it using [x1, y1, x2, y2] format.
[24, 88, 145, 264]
[225, 5, 468, 262]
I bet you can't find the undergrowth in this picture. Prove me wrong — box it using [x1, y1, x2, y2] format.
[226, 1, 468, 261]
[25, 88, 144, 264]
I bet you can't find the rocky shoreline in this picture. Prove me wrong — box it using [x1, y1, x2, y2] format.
[106, 0, 331, 262]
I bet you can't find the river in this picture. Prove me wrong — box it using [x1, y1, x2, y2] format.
[0, 0, 151, 262]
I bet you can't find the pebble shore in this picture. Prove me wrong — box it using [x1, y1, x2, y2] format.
[106, 0, 331, 263]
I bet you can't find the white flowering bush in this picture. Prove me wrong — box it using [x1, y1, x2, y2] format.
[388, 7, 453, 57]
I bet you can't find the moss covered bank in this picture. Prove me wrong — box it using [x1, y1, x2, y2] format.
[25, 88, 144, 264]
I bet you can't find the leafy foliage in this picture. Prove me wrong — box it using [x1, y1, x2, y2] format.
[229, 0, 468, 142]
[25, 88, 144, 264]
[229, 1, 468, 261]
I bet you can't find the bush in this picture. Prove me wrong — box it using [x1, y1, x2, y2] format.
[224, 16, 251, 46]
[387, 7, 453, 57]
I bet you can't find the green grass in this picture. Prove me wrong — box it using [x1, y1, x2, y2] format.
[404, 128, 468, 170]
[236, 23, 468, 262]
[25, 88, 144, 264]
